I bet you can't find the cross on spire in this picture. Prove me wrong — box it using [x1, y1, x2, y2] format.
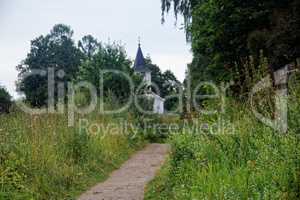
[138, 36, 141, 47]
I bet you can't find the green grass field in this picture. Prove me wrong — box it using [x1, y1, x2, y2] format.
[1, 78, 300, 200]
[145, 83, 300, 199]
[0, 110, 145, 199]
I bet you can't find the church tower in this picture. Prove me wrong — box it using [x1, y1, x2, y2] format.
[133, 42, 165, 114]
[133, 43, 151, 85]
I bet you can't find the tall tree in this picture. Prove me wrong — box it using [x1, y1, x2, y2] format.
[77, 42, 134, 101]
[0, 86, 12, 114]
[78, 35, 101, 59]
[17, 24, 83, 106]
[162, 0, 300, 94]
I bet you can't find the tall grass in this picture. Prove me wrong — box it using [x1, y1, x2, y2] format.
[0, 109, 145, 199]
[145, 76, 300, 199]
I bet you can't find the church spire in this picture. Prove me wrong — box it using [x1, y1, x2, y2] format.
[133, 40, 148, 72]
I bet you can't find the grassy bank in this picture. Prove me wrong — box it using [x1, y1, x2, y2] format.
[145, 86, 300, 199]
[0, 111, 145, 199]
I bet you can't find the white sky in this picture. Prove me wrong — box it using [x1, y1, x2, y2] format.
[0, 0, 192, 97]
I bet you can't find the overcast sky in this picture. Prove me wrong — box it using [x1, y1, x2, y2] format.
[0, 0, 192, 97]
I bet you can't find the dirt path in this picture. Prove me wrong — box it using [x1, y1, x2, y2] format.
[78, 143, 170, 200]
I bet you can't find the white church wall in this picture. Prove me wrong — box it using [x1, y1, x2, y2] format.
[153, 95, 164, 114]
[144, 71, 151, 85]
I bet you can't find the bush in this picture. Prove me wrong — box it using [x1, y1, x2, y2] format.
[145, 98, 300, 199]
[0, 86, 12, 114]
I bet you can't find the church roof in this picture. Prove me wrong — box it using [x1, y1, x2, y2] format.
[133, 44, 150, 72]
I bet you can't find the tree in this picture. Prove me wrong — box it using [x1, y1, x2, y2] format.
[78, 35, 101, 59]
[17, 24, 83, 107]
[0, 86, 12, 114]
[162, 70, 182, 111]
[77, 42, 134, 101]
[161, 0, 300, 94]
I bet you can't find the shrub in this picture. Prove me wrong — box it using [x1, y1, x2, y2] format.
[0, 86, 12, 114]
[146, 96, 300, 199]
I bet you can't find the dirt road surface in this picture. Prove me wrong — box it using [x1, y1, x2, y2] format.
[78, 143, 170, 200]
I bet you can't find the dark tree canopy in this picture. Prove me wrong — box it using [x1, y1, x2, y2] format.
[78, 35, 101, 59]
[162, 0, 300, 95]
[17, 24, 83, 106]
[0, 86, 12, 114]
[77, 42, 134, 101]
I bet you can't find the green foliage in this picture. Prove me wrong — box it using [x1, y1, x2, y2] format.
[16, 24, 83, 107]
[288, 73, 300, 134]
[0, 110, 145, 199]
[147, 129, 299, 199]
[145, 80, 300, 199]
[145, 58, 182, 112]
[77, 42, 135, 102]
[73, 88, 92, 108]
[78, 35, 101, 59]
[0, 86, 12, 114]
[16, 23, 181, 113]
[162, 0, 300, 95]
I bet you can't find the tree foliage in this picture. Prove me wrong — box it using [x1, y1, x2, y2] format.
[162, 0, 300, 94]
[17, 24, 83, 106]
[77, 42, 135, 101]
[145, 57, 181, 111]
[78, 35, 101, 59]
[0, 86, 12, 114]
[16, 23, 182, 110]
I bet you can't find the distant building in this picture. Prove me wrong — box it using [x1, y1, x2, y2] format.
[133, 43, 165, 114]
[133, 43, 152, 85]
